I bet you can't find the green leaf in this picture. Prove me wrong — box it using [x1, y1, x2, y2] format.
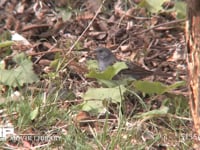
[86, 60, 98, 70]
[86, 62, 128, 80]
[82, 85, 126, 112]
[13, 52, 27, 63]
[30, 107, 39, 120]
[134, 106, 169, 119]
[133, 80, 167, 94]
[0, 41, 14, 48]
[0, 53, 39, 87]
[133, 80, 185, 95]
[167, 81, 185, 91]
[98, 79, 119, 88]
[174, 1, 186, 19]
[139, 0, 166, 13]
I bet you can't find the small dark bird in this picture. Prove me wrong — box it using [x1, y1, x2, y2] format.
[94, 47, 164, 80]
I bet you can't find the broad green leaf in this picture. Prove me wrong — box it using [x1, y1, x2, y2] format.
[98, 79, 119, 88]
[13, 52, 27, 63]
[82, 85, 126, 112]
[30, 107, 39, 120]
[133, 80, 185, 95]
[139, 0, 166, 13]
[133, 80, 167, 94]
[86, 62, 128, 80]
[99, 78, 135, 88]
[134, 106, 169, 119]
[0, 53, 39, 87]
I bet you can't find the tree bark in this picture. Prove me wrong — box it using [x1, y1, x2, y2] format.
[186, 0, 200, 148]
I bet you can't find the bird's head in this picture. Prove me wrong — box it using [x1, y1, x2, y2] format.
[94, 47, 114, 61]
[94, 47, 116, 71]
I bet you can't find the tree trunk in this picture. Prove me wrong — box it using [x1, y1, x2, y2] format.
[186, 0, 200, 148]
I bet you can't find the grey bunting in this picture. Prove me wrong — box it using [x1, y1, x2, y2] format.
[94, 47, 165, 80]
